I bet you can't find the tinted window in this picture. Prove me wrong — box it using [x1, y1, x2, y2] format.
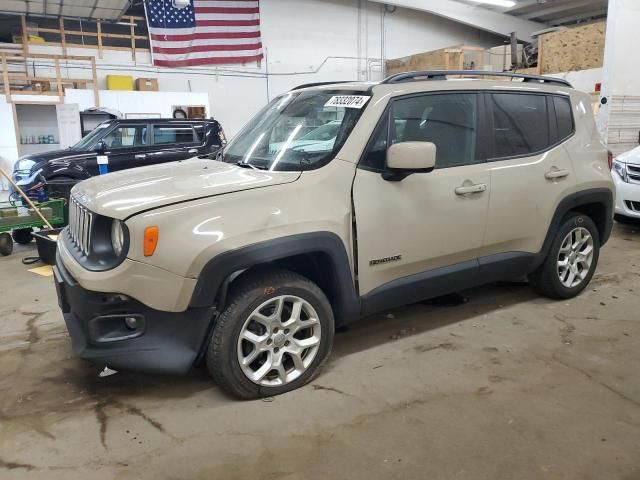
[194, 124, 205, 142]
[490, 93, 550, 158]
[360, 93, 479, 171]
[391, 93, 478, 168]
[361, 116, 389, 171]
[153, 125, 194, 145]
[102, 125, 147, 150]
[553, 96, 574, 141]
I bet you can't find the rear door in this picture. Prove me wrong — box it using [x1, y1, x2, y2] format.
[99, 123, 150, 172]
[482, 92, 577, 258]
[147, 123, 201, 164]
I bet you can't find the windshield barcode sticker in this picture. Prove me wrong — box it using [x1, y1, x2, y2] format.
[325, 95, 370, 109]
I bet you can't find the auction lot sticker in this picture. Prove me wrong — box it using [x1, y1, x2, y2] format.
[325, 95, 371, 109]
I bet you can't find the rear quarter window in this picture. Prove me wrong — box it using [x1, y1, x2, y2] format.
[553, 96, 574, 141]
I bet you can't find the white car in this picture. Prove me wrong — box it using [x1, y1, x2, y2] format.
[612, 145, 640, 222]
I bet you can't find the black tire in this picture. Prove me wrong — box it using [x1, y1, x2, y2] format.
[529, 213, 600, 299]
[0, 233, 14, 256]
[12, 228, 33, 244]
[206, 269, 334, 399]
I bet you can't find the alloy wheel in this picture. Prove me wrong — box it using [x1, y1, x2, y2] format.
[237, 295, 322, 386]
[557, 226, 594, 288]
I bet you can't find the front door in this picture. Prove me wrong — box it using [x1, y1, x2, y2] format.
[353, 92, 491, 300]
[98, 123, 150, 172]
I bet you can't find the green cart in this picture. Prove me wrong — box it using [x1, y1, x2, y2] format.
[0, 199, 66, 256]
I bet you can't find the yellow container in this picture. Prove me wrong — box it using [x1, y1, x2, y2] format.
[106, 75, 134, 91]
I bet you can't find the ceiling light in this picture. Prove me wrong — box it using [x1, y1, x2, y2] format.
[468, 0, 517, 7]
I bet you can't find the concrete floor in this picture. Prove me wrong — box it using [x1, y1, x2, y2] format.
[0, 223, 639, 480]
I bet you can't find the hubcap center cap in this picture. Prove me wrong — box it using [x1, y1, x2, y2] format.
[272, 331, 286, 348]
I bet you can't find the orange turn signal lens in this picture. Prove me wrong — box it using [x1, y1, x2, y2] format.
[143, 226, 159, 257]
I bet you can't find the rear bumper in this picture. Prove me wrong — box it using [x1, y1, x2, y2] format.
[614, 174, 640, 219]
[54, 254, 215, 375]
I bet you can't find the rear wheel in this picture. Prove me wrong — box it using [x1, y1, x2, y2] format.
[12, 228, 33, 244]
[206, 269, 334, 399]
[0, 233, 14, 256]
[529, 213, 600, 299]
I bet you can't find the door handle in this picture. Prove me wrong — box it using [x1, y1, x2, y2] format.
[188, 148, 198, 154]
[545, 168, 570, 180]
[134, 153, 147, 159]
[455, 183, 486, 195]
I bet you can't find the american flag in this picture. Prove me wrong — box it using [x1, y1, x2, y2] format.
[144, 0, 263, 67]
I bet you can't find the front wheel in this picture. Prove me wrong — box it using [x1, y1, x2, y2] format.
[206, 269, 334, 399]
[529, 213, 600, 299]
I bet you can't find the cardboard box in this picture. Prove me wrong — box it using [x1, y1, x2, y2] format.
[135, 78, 159, 91]
[106, 75, 134, 91]
[31, 80, 50, 92]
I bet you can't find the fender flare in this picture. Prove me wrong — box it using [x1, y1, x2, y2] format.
[189, 232, 361, 321]
[537, 188, 613, 264]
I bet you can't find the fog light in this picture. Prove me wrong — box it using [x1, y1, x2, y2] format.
[124, 316, 140, 330]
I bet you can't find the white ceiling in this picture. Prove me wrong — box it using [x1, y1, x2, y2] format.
[0, 0, 131, 20]
[458, 0, 608, 26]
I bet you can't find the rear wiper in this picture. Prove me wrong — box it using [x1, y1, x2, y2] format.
[236, 161, 267, 170]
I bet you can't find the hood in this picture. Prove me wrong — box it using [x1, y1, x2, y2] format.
[72, 158, 301, 220]
[617, 145, 640, 166]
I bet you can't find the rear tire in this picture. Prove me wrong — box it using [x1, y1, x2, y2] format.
[12, 228, 33, 244]
[206, 269, 334, 399]
[529, 213, 600, 299]
[0, 233, 14, 256]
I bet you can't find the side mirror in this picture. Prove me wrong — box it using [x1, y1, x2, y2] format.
[94, 141, 106, 154]
[385, 142, 436, 181]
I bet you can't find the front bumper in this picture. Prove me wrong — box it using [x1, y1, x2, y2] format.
[613, 174, 640, 219]
[54, 254, 216, 374]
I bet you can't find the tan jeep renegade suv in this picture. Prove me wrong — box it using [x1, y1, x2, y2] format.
[54, 71, 614, 399]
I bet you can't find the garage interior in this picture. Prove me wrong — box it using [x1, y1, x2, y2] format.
[1, 0, 639, 479]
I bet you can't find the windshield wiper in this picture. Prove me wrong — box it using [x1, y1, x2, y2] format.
[236, 161, 267, 170]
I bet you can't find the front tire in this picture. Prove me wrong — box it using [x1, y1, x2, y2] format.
[206, 269, 335, 399]
[529, 213, 600, 299]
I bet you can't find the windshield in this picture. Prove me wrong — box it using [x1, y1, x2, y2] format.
[70, 122, 113, 150]
[222, 90, 370, 171]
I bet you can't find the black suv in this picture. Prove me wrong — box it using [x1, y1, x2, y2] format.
[11, 118, 226, 199]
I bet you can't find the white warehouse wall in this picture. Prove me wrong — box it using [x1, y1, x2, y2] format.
[24, 0, 505, 136]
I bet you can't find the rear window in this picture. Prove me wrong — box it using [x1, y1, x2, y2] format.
[489, 93, 550, 158]
[153, 124, 195, 145]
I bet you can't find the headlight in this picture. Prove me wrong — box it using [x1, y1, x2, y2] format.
[111, 219, 125, 256]
[612, 160, 628, 183]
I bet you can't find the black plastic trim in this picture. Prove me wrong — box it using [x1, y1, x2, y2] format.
[55, 254, 215, 375]
[190, 232, 361, 322]
[382, 70, 573, 88]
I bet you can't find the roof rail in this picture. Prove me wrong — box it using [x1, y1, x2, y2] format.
[381, 70, 573, 88]
[291, 81, 355, 90]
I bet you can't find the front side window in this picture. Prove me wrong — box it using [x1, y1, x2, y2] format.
[222, 90, 369, 171]
[490, 93, 550, 158]
[153, 124, 195, 145]
[102, 125, 147, 150]
[360, 92, 479, 171]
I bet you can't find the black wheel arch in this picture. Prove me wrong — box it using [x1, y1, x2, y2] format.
[189, 232, 361, 324]
[537, 188, 613, 265]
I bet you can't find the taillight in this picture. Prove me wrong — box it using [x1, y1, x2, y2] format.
[608, 151, 613, 170]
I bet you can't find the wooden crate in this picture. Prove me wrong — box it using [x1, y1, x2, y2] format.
[539, 21, 606, 74]
[385, 45, 485, 76]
